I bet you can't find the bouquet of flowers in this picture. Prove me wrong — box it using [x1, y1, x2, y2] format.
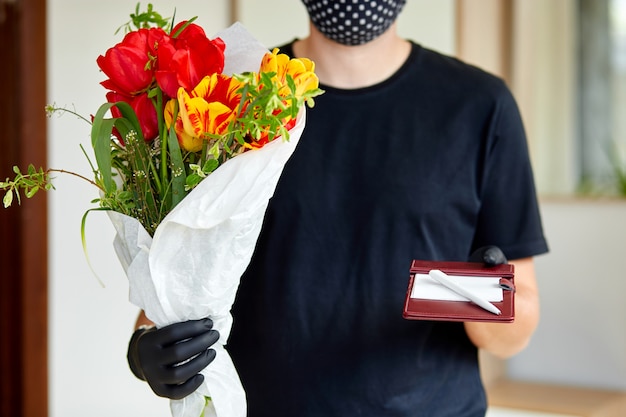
[1, 4, 322, 417]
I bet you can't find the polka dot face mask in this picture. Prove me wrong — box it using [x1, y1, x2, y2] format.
[302, 0, 407, 46]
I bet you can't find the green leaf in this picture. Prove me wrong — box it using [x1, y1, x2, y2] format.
[91, 103, 118, 192]
[170, 16, 198, 38]
[25, 186, 39, 199]
[22, 179, 36, 188]
[91, 100, 147, 194]
[208, 142, 220, 160]
[185, 173, 202, 189]
[80, 207, 110, 288]
[113, 101, 146, 142]
[202, 159, 219, 174]
[167, 122, 186, 208]
[3, 190, 13, 208]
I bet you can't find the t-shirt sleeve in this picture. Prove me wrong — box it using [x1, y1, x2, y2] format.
[471, 82, 549, 260]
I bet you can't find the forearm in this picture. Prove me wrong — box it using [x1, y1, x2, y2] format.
[464, 257, 540, 358]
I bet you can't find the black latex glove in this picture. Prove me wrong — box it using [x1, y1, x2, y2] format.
[469, 245, 507, 266]
[127, 318, 220, 400]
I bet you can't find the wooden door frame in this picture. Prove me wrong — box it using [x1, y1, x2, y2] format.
[455, 0, 513, 83]
[0, 0, 48, 416]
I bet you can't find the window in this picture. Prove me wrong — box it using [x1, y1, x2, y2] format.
[578, 0, 626, 195]
[609, 0, 626, 194]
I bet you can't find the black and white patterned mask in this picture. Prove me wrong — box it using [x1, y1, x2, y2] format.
[302, 0, 407, 46]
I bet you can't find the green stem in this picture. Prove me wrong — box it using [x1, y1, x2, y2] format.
[46, 105, 92, 125]
[201, 141, 208, 168]
[154, 89, 168, 197]
[47, 168, 103, 191]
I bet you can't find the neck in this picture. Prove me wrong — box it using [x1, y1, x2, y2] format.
[293, 22, 411, 89]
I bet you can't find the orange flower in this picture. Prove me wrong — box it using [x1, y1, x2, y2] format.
[165, 73, 243, 152]
[259, 48, 320, 98]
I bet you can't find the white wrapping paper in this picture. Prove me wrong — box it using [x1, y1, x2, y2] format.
[106, 23, 306, 417]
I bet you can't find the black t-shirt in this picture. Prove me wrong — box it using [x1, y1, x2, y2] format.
[228, 41, 548, 417]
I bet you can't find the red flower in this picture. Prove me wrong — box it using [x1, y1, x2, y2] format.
[106, 91, 159, 142]
[97, 27, 167, 96]
[155, 21, 226, 98]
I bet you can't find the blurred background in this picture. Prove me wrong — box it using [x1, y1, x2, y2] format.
[0, 0, 625, 416]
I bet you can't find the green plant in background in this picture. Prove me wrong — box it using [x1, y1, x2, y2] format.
[609, 140, 626, 196]
[577, 140, 626, 197]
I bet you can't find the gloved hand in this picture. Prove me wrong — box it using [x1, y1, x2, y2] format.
[469, 245, 507, 266]
[127, 318, 220, 400]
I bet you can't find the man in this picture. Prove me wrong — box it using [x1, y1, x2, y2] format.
[127, 1, 548, 415]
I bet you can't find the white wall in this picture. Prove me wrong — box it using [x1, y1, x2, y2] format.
[508, 199, 626, 391]
[47, 1, 456, 416]
[397, 0, 456, 55]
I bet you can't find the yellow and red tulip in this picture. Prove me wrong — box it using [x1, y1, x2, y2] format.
[239, 49, 319, 148]
[259, 48, 320, 98]
[165, 73, 243, 152]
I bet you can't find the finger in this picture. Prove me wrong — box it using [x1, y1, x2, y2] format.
[156, 318, 214, 347]
[153, 374, 206, 400]
[161, 348, 217, 385]
[482, 246, 507, 265]
[160, 329, 220, 365]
